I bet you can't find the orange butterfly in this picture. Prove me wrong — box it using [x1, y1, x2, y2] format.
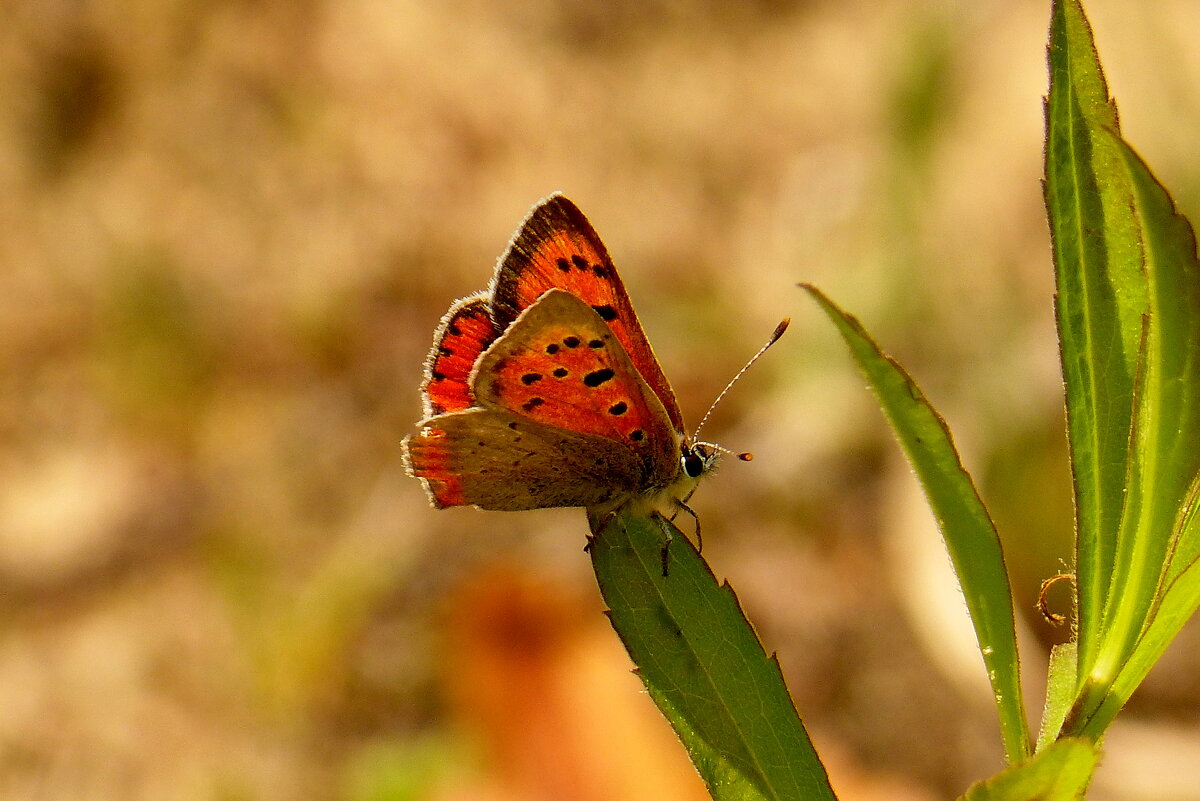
[404, 194, 783, 530]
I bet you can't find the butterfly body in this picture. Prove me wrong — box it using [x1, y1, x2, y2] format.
[404, 195, 716, 520]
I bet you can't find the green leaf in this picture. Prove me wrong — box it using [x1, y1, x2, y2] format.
[958, 738, 1099, 801]
[1120, 140, 1200, 583]
[802, 285, 1031, 763]
[1084, 135, 1200, 695]
[1046, 0, 1200, 740]
[1044, 0, 1147, 681]
[1078, 472, 1200, 734]
[588, 509, 836, 801]
[1036, 642, 1077, 752]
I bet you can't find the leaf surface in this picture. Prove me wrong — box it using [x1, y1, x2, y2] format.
[589, 510, 837, 801]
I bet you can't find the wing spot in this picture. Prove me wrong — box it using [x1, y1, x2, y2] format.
[545, 343, 560, 354]
[556, 257, 571, 272]
[608, 401, 628, 416]
[448, 323, 462, 336]
[583, 368, 615, 387]
[491, 357, 508, 372]
[592, 304, 618, 322]
[563, 336, 581, 348]
[629, 429, 645, 442]
[438, 346, 454, 356]
[588, 339, 604, 348]
[571, 255, 589, 270]
[431, 371, 446, 381]
[507, 421, 519, 429]
[521, 373, 543, 385]
[553, 368, 568, 378]
[592, 265, 608, 278]
[522, 397, 545, 412]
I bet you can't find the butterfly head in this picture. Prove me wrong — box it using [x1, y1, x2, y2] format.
[652, 439, 747, 521]
[681, 441, 719, 479]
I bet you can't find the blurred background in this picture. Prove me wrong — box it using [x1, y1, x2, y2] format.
[3, 1, 1200, 799]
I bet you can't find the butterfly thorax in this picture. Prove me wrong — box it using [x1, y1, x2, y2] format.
[589, 438, 718, 522]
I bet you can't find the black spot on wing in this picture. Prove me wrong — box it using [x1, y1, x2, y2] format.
[583, 368, 615, 387]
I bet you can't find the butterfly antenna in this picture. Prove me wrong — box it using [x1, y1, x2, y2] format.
[691, 318, 790, 453]
[694, 440, 754, 462]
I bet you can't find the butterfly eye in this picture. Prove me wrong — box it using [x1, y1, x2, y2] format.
[682, 447, 707, 479]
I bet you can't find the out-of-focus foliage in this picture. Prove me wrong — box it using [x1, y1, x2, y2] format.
[2, 2, 1200, 800]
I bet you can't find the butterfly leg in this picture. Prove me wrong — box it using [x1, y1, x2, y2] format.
[653, 513, 675, 577]
[584, 506, 621, 552]
[668, 500, 703, 553]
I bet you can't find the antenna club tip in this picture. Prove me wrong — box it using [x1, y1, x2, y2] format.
[737, 452, 753, 462]
[690, 317, 788, 443]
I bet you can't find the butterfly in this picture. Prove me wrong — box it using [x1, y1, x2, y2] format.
[403, 194, 784, 536]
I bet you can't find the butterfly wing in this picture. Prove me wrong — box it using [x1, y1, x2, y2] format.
[420, 294, 498, 416]
[473, 289, 681, 490]
[489, 194, 687, 434]
[404, 408, 644, 510]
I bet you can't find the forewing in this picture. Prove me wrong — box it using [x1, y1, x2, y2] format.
[404, 408, 643, 510]
[473, 289, 680, 490]
[489, 194, 686, 433]
[420, 294, 498, 416]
